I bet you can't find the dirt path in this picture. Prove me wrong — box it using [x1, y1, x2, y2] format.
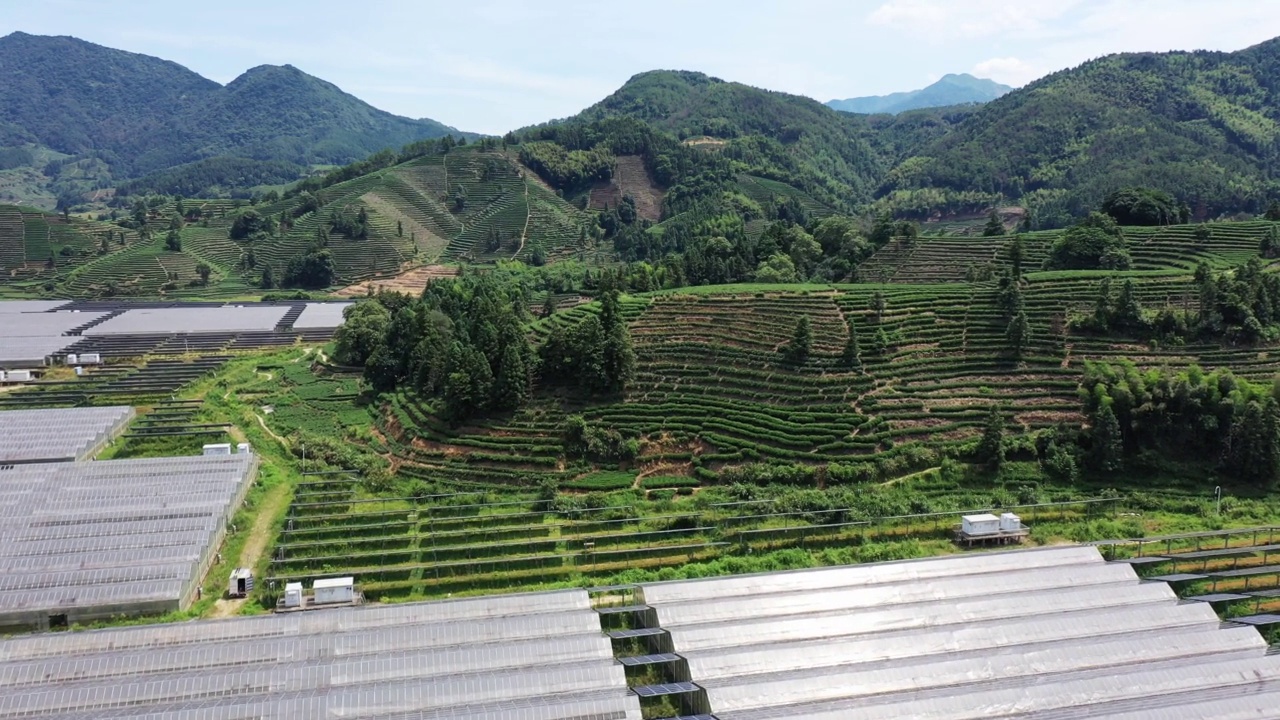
[256, 413, 288, 447]
[208, 480, 292, 618]
[513, 178, 530, 260]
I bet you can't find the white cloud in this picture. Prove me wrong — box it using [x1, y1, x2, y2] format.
[867, 0, 1084, 40]
[971, 57, 1041, 87]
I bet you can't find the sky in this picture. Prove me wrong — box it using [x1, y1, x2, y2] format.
[3, 0, 1279, 135]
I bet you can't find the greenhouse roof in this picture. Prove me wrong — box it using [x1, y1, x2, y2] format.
[0, 590, 640, 720]
[0, 406, 134, 463]
[0, 454, 256, 623]
[636, 546, 1280, 719]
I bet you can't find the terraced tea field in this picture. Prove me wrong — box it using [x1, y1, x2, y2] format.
[0, 205, 142, 282]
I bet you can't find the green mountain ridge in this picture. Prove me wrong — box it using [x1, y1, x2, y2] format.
[827, 73, 1013, 114]
[0, 32, 473, 206]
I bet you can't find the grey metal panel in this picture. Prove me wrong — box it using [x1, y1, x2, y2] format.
[641, 545, 1107, 605]
[705, 626, 1266, 713]
[84, 306, 289, 335]
[292, 303, 353, 329]
[0, 301, 71, 313]
[655, 561, 1140, 628]
[0, 406, 134, 463]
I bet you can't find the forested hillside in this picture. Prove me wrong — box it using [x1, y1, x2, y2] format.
[0, 32, 470, 207]
[882, 40, 1280, 225]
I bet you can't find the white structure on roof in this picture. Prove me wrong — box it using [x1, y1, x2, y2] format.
[283, 582, 304, 608]
[1000, 512, 1022, 533]
[313, 577, 355, 605]
[202, 443, 232, 456]
[961, 513, 1000, 536]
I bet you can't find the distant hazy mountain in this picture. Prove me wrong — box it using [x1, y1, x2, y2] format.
[827, 74, 1013, 114]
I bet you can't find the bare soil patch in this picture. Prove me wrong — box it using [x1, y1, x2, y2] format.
[336, 265, 460, 297]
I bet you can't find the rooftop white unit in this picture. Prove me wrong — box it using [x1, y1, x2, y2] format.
[79, 353, 102, 365]
[202, 443, 232, 456]
[236, 443, 251, 455]
[6, 370, 31, 382]
[1000, 512, 1022, 533]
[65, 354, 77, 365]
[313, 577, 354, 605]
[283, 582, 304, 608]
[961, 514, 1001, 537]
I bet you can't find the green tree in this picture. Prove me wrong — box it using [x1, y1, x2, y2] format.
[787, 230, 822, 278]
[1266, 201, 1280, 222]
[1193, 223, 1213, 246]
[1090, 401, 1124, 473]
[196, 262, 211, 285]
[1093, 277, 1113, 330]
[754, 253, 798, 283]
[781, 315, 811, 365]
[1008, 235, 1025, 278]
[1046, 212, 1129, 270]
[453, 184, 467, 212]
[541, 292, 555, 318]
[260, 265, 275, 289]
[599, 287, 636, 393]
[1113, 279, 1146, 332]
[982, 209, 1005, 237]
[869, 291, 887, 323]
[164, 229, 181, 252]
[1101, 187, 1182, 226]
[491, 343, 530, 410]
[396, 220, 403, 237]
[1221, 398, 1280, 487]
[840, 319, 862, 371]
[333, 301, 392, 366]
[1259, 226, 1280, 258]
[1006, 308, 1031, 359]
[975, 405, 1005, 468]
[442, 342, 493, 424]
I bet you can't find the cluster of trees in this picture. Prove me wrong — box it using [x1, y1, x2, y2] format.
[117, 157, 303, 199]
[280, 250, 334, 290]
[996, 272, 1031, 358]
[517, 142, 614, 192]
[328, 205, 369, 239]
[1100, 187, 1189, 226]
[1044, 212, 1130, 270]
[1073, 259, 1280, 345]
[334, 270, 635, 425]
[1070, 361, 1280, 486]
[539, 281, 636, 394]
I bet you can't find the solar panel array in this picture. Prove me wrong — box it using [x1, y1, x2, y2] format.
[0, 406, 135, 463]
[0, 454, 257, 632]
[292, 302, 353, 329]
[636, 545, 1280, 719]
[0, 590, 642, 720]
[85, 306, 291, 335]
[0, 309, 105, 366]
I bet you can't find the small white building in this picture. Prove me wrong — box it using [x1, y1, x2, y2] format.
[1000, 512, 1022, 533]
[79, 353, 102, 365]
[961, 513, 1001, 537]
[228, 568, 253, 598]
[313, 577, 355, 605]
[283, 582, 304, 608]
[6, 370, 31, 382]
[236, 443, 251, 455]
[65, 354, 77, 365]
[202, 443, 232, 456]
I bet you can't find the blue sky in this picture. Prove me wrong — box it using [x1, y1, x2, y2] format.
[3, 0, 1278, 134]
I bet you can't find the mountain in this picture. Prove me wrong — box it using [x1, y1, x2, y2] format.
[0, 32, 471, 205]
[568, 69, 886, 209]
[878, 39, 1280, 224]
[827, 74, 1013, 114]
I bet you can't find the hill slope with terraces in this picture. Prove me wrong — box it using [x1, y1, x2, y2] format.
[360, 220, 1280, 492]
